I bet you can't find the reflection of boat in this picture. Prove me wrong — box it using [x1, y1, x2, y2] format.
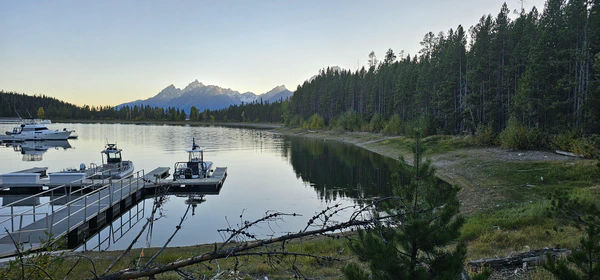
[1, 118, 74, 141]
[3, 140, 72, 161]
[176, 193, 206, 216]
[180, 194, 206, 205]
[49, 143, 134, 183]
[173, 138, 214, 180]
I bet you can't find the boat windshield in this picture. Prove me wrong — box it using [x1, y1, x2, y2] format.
[106, 151, 122, 163]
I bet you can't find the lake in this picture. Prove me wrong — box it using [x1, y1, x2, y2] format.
[0, 122, 396, 251]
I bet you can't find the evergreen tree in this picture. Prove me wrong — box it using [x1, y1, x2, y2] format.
[544, 190, 600, 279]
[343, 130, 466, 280]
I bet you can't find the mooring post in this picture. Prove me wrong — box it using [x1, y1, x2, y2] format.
[10, 207, 14, 232]
[84, 195, 88, 222]
[67, 204, 71, 232]
[97, 189, 101, 215]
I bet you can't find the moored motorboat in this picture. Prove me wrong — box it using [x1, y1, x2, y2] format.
[1, 118, 74, 141]
[173, 138, 214, 180]
[48, 143, 134, 185]
[85, 143, 135, 179]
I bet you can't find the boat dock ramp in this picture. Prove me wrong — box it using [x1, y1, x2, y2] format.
[0, 166, 227, 258]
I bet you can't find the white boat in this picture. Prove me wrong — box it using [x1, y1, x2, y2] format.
[173, 138, 214, 180]
[48, 143, 134, 184]
[86, 143, 135, 179]
[2, 118, 73, 141]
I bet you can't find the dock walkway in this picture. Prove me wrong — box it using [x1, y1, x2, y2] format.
[0, 173, 146, 257]
[0, 166, 227, 257]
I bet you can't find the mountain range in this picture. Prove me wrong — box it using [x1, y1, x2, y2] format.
[117, 80, 293, 112]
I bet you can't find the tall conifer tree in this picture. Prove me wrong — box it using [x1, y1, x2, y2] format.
[343, 129, 466, 280]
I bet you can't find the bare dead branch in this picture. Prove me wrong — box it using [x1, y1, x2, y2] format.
[95, 215, 373, 280]
[59, 254, 99, 279]
[102, 194, 166, 275]
[63, 256, 81, 279]
[21, 263, 54, 279]
[4, 228, 25, 279]
[216, 211, 301, 251]
[144, 203, 192, 267]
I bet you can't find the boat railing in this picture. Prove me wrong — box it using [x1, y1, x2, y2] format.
[0, 169, 146, 246]
[49, 174, 140, 238]
[0, 175, 110, 244]
[88, 163, 98, 175]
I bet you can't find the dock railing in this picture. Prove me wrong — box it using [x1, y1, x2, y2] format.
[0, 169, 146, 248]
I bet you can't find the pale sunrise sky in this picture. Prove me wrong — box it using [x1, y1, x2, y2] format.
[1, 0, 546, 107]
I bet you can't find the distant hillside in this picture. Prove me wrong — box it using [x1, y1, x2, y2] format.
[117, 80, 293, 112]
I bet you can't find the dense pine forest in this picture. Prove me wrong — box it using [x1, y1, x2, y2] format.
[292, 0, 600, 136]
[2, 0, 599, 151]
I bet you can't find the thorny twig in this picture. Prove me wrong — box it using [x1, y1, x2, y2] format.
[96, 203, 396, 280]
[217, 211, 301, 251]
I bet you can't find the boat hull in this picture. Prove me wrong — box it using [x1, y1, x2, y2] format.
[2, 130, 72, 141]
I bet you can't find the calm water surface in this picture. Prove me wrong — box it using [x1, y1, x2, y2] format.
[0, 123, 396, 251]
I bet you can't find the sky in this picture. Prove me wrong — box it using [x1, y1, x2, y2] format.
[0, 0, 547, 107]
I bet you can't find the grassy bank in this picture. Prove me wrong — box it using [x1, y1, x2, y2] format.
[273, 128, 600, 264]
[2, 235, 355, 279]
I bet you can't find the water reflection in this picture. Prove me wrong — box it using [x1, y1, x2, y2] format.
[0, 123, 404, 251]
[77, 198, 146, 251]
[76, 191, 217, 252]
[283, 136, 397, 203]
[1, 140, 72, 161]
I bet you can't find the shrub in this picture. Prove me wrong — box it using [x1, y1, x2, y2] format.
[526, 127, 550, 150]
[368, 113, 386, 132]
[307, 113, 325, 130]
[499, 117, 528, 150]
[473, 123, 496, 146]
[552, 132, 600, 158]
[330, 110, 364, 132]
[288, 115, 304, 127]
[382, 114, 405, 135]
[571, 136, 600, 158]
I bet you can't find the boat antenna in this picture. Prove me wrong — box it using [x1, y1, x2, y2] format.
[14, 109, 22, 120]
[25, 109, 33, 118]
[192, 137, 199, 150]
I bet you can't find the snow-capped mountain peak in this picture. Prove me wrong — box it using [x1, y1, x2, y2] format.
[182, 79, 204, 93]
[116, 79, 293, 112]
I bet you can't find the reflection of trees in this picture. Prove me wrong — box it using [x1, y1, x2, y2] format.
[283, 136, 396, 203]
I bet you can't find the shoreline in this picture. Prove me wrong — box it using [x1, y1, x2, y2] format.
[271, 127, 586, 214]
[57, 119, 283, 129]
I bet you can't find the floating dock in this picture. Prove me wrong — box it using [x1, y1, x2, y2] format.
[0, 166, 227, 257]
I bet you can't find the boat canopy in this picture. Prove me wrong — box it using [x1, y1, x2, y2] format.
[102, 144, 123, 164]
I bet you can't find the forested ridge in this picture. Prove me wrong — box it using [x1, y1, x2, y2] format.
[3, 0, 599, 139]
[0, 90, 284, 123]
[292, 0, 600, 136]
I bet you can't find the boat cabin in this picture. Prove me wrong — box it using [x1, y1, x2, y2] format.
[102, 144, 123, 164]
[173, 138, 213, 180]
